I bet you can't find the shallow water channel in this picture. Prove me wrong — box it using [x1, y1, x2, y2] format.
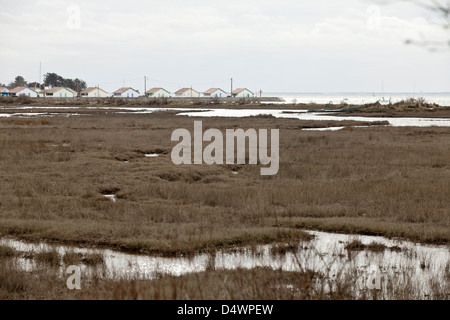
[2, 107, 450, 127]
[1, 230, 448, 298]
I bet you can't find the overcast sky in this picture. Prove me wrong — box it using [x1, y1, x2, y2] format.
[0, 0, 448, 93]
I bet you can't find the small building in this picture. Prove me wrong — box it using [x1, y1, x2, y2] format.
[232, 88, 254, 98]
[7, 86, 39, 97]
[81, 87, 110, 98]
[145, 88, 171, 98]
[113, 87, 139, 98]
[0, 87, 9, 96]
[203, 88, 227, 98]
[42, 87, 77, 98]
[174, 88, 200, 98]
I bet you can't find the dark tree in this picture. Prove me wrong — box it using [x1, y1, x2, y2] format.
[74, 78, 87, 92]
[43, 72, 87, 92]
[43, 73, 61, 87]
[8, 76, 27, 88]
[28, 82, 42, 89]
[63, 78, 75, 90]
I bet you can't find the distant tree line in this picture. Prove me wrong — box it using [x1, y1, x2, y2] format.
[43, 73, 87, 92]
[2, 73, 87, 93]
[3, 76, 28, 88]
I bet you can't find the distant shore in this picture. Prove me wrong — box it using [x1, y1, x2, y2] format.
[1, 95, 449, 118]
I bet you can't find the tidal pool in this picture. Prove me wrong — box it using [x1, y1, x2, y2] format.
[0, 230, 447, 299]
[2, 106, 449, 127]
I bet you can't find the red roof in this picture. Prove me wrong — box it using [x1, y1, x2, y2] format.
[175, 88, 199, 94]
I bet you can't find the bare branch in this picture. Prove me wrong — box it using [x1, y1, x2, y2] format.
[370, 0, 450, 51]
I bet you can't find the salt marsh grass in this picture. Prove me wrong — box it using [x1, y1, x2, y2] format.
[0, 108, 448, 299]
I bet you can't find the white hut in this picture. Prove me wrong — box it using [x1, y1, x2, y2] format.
[8, 87, 39, 97]
[0, 87, 9, 96]
[113, 87, 139, 98]
[42, 87, 77, 98]
[203, 88, 227, 98]
[81, 87, 110, 98]
[146, 88, 171, 97]
[174, 88, 200, 98]
[232, 88, 254, 98]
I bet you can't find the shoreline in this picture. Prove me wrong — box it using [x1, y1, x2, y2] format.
[1, 99, 450, 118]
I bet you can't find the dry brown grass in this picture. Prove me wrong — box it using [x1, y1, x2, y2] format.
[0, 108, 448, 300]
[0, 110, 448, 258]
[34, 250, 61, 267]
[341, 100, 450, 117]
[344, 240, 402, 252]
[86, 267, 324, 300]
[0, 258, 342, 300]
[62, 251, 104, 266]
[0, 245, 17, 259]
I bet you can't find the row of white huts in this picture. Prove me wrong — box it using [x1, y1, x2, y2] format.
[0, 86, 255, 98]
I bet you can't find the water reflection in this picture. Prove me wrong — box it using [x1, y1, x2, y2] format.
[1, 230, 448, 298]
